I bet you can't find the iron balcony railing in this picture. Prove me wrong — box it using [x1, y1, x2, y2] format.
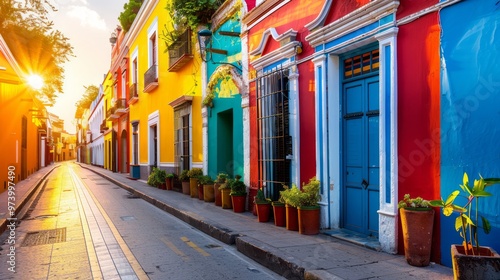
[143, 65, 158, 92]
[129, 83, 138, 104]
[168, 28, 193, 72]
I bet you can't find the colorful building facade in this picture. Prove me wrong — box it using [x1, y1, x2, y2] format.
[0, 34, 50, 193]
[126, 0, 204, 180]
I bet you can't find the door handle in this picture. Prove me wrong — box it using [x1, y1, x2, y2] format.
[362, 179, 369, 189]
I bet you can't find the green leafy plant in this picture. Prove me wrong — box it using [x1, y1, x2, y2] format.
[202, 92, 215, 108]
[179, 169, 189, 181]
[147, 167, 167, 187]
[198, 175, 214, 185]
[230, 175, 246, 196]
[280, 184, 302, 208]
[118, 0, 143, 32]
[254, 187, 271, 204]
[166, 0, 222, 32]
[220, 178, 233, 190]
[166, 173, 176, 179]
[298, 177, 321, 207]
[215, 173, 228, 184]
[398, 194, 431, 210]
[430, 172, 500, 255]
[187, 168, 203, 179]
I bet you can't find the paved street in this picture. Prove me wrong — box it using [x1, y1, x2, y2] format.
[0, 163, 282, 279]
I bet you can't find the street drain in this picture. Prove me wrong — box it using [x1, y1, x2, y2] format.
[95, 182, 110, 185]
[33, 214, 58, 220]
[120, 216, 136, 221]
[21, 228, 66, 247]
[205, 244, 221, 249]
[126, 193, 141, 199]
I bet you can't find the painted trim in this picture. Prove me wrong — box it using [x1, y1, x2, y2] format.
[306, 0, 399, 48]
[148, 110, 160, 169]
[397, 0, 462, 26]
[147, 17, 158, 71]
[288, 67, 300, 188]
[249, 28, 298, 56]
[123, 0, 159, 47]
[241, 0, 291, 29]
[304, 0, 334, 31]
[374, 26, 398, 254]
[251, 41, 301, 70]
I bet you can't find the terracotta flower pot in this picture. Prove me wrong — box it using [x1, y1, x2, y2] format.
[285, 204, 298, 231]
[197, 184, 204, 200]
[165, 177, 173, 190]
[214, 183, 222, 206]
[298, 206, 320, 235]
[189, 178, 198, 198]
[221, 189, 232, 209]
[231, 195, 246, 213]
[203, 184, 215, 202]
[452, 245, 500, 280]
[255, 202, 271, 222]
[182, 181, 190, 195]
[399, 208, 434, 267]
[272, 202, 286, 227]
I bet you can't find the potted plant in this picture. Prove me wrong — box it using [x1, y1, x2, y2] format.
[297, 177, 321, 235]
[272, 189, 286, 227]
[147, 167, 167, 189]
[254, 187, 272, 222]
[220, 178, 233, 209]
[179, 169, 190, 195]
[199, 175, 215, 202]
[230, 175, 247, 213]
[280, 184, 301, 231]
[214, 173, 228, 207]
[430, 173, 500, 279]
[398, 194, 434, 267]
[187, 168, 203, 198]
[165, 173, 176, 190]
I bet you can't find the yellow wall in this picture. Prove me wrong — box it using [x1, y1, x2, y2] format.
[127, 0, 204, 172]
[103, 72, 113, 170]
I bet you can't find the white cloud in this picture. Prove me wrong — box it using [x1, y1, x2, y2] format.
[66, 5, 107, 30]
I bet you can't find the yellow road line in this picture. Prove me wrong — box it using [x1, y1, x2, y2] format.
[160, 237, 189, 260]
[181, 236, 210, 257]
[71, 166, 149, 280]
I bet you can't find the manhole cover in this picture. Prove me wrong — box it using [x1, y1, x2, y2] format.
[22, 228, 66, 247]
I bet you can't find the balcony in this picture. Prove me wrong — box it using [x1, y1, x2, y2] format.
[168, 29, 193, 72]
[114, 98, 128, 116]
[143, 65, 158, 93]
[129, 83, 138, 104]
[106, 107, 118, 121]
[100, 120, 108, 133]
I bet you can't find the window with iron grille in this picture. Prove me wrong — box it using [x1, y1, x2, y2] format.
[257, 68, 291, 200]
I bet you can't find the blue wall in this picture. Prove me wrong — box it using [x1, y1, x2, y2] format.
[206, 12, 244, 179]
[440, 0, 500, 266]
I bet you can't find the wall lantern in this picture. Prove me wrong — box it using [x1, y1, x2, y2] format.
[197, 29, 228, 62]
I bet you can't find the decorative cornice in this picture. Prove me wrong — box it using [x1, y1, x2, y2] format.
[168, 95, 193, 109]
[241, 0, 288, 27]
[211, 0, 243, 32]
[249, 28, 298, 56]
[250, 40, 301, 70]
[124, 0, 159, 47]
[305, 0, 400, 48]
[304, 0, 333, 31]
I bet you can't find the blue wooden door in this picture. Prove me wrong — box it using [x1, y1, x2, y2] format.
[342, 76, 380, 236]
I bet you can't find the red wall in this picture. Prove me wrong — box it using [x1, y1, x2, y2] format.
[397, 11, 441, 260]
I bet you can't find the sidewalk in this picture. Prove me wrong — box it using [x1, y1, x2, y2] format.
[78, 163, 453, 280]
[0, 164, 59, 234]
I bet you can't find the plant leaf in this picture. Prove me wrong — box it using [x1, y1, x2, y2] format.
[445, 190, 460, 205]
[429, 199, 444, 207]
[481, 216, 491, 234]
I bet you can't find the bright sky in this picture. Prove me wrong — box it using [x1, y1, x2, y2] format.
[48, 0, 128, 134]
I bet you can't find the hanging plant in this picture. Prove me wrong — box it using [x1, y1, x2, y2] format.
[166, 0, 222, 32]
[202, 92, 215, 108]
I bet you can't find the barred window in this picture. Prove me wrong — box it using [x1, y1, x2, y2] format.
[256, 68, 291, 200]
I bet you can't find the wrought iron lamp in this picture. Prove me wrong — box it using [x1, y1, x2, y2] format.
[197, 29, 228, 62]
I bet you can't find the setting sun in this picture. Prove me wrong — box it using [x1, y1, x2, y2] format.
[27, 74, 44, 90]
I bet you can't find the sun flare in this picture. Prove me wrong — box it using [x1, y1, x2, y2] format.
[27, 74, 44, 90]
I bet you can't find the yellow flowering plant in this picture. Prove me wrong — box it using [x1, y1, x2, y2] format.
[429, 172, 500, 255]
